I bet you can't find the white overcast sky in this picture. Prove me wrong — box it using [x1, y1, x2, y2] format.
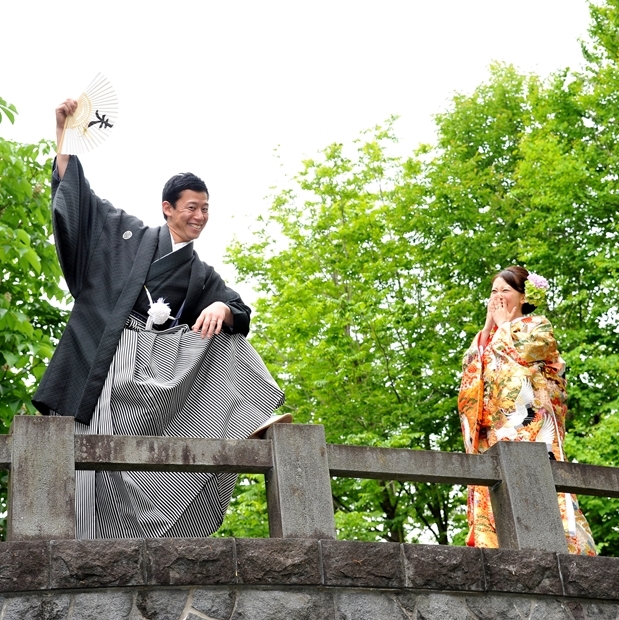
[2, 0, 591, 302]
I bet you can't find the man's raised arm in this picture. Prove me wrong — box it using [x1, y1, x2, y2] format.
[55, 99, 78, 179]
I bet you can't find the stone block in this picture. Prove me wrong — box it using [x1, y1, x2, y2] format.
[564, 600, 586, 620]
[414, 592, 477, 620]
[71, 591, 134, 620]
[190, 587, 236, 619]
[136, 589, 189, 620]
[559, 554, 619, 599]
[402, 544, 484, 592]
[50, 539, 144, 589]
[232, 587, 333, 620]
[483, 548, 563, 596]
[394, 592, 419, 616]
[236, 538, 321, 585]
[0, 541, 49, 592]
[145, 538, 235, 586]
[334, 589, 410, 620]
[464, 593, 527, 619]
[321, 540, 403, 588]
[580, 602, 619, 619]
[3, 593, 71, 620]
[528, 598, 579, 620]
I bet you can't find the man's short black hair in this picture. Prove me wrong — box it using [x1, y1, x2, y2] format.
[162, 173, 209, 220]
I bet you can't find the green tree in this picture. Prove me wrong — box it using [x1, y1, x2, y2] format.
[385, 0, 619, 553]
[539, 0, 619, 555]
[226, 122, 467, 544]
[0, 99, 67, 537]
[395, 51, 619, 555]
[222, 1, 619, 553]
[219, 0, 619, 552]
[222, 66, 552, 544]
[215, 474, 270, 539]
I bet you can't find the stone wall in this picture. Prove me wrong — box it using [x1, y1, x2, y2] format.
[0, 538, 617, 619]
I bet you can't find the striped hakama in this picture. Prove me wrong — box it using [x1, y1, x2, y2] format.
[74, 315, 284, 539]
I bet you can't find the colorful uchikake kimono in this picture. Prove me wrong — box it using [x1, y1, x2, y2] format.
[458, 315, 596, 555]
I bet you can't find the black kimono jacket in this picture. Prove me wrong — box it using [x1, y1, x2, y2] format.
[33, 156, 251, 425]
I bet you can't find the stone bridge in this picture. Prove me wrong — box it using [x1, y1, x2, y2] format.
[1, 416, 618, 619]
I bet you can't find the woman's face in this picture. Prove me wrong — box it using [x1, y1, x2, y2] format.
[490, 277, 525, 316]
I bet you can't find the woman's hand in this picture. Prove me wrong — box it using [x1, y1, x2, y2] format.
[490, 296, 520, 326]
[482, 299, 495, 333]
[479, 300, 495, 348]
[192, 301, 233, 339]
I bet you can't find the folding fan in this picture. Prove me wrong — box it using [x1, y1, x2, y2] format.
[58, 73, 119, 154]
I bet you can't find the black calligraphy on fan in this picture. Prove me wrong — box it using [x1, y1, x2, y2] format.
[88, 110, 113, 130]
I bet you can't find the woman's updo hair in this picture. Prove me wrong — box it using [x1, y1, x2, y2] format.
[492, 265, 537, 314]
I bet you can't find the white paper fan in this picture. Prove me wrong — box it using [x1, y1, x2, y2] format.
[58, 73, 118, 154]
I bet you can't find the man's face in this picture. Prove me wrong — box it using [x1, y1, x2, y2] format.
[163, 189, 209, 244]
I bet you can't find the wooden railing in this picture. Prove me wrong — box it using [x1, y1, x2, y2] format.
[3, 415, 619, 551]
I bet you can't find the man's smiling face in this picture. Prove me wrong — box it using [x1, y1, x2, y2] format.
[163, 189, 209, 243]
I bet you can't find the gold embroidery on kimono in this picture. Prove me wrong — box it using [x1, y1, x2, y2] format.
[458, 315, 596, 555]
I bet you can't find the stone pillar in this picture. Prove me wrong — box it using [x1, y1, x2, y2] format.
[266, 424, 336, 539]
[488, 441, 568, 553]
[7, 416, 76, 540]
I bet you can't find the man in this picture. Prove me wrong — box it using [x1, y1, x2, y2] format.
[33, 99, 287, 539]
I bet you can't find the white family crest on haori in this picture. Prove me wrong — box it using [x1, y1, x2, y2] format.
[58, 73, 119, 155]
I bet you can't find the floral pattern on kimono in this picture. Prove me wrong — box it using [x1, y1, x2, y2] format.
[458, 315, 596, 555]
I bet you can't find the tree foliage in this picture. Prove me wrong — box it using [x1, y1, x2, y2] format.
[226, 123, 468, 544]
[0, 100, 67, 537]
[222, 0, 619, 554]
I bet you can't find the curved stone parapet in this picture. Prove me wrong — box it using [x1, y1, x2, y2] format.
[0, 538, 617, 619]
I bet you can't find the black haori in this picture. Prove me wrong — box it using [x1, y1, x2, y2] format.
[74, 314, 284, 539]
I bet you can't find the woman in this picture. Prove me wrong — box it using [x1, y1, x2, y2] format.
[458, 266, 596, 555]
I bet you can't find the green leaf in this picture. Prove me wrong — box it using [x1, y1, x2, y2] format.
[0, 98, 17, 125]
[14, 229, 31, 246]
[24, 249, 41, 274]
